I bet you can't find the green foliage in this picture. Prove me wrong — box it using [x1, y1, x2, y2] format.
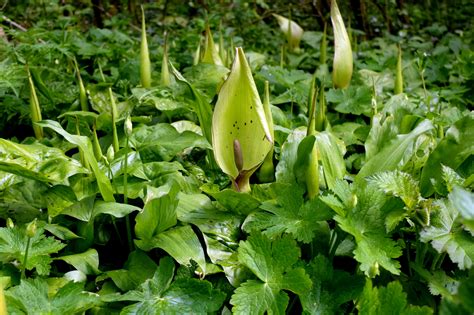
[0, 1, 473, 313]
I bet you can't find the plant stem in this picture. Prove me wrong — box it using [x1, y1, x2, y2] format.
[21, 237, 32, 279]
[123, 135, 134, 252]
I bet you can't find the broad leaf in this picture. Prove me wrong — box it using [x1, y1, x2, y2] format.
[56, 248, 100, 275]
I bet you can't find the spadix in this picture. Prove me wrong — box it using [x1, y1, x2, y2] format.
[212, 47, 273, 192]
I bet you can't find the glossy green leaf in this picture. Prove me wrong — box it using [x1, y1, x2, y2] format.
[420, 114, 474, 196]
[56, 248, 100, 275]
[358, 120, 434, 179]
[37, 120, 115, 202]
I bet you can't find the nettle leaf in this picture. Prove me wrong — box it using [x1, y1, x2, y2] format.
[230, 233, 312, 314]
[326, 85, 372, 116]
[334, 182, 402, 277]
[368, 171, 420, 210]
[116, 256, 225, 314]
[420, 199, 474, 270]
[242, 183, 333, 243]
[357, 280, 433, 315]
[5, 278, 100, 314]
[0, 226, 65, 275]
[301, 255, 364, 314]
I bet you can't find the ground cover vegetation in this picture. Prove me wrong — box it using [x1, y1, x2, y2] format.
[0, 0, 473, 314]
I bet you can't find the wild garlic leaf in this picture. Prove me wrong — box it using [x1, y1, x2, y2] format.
[420, 199, 474, 270]
[242, 183, 333, 243]
[5, 278, 100, 314]
[335, 183, 402, 276]
[368, 171, 420, 210]
[0, 226, 65, 275]
[300, 255, 364, 314]
[118, 257, 225, 315]
[230, 233, 311, 314]
[357, 280, 433, 315]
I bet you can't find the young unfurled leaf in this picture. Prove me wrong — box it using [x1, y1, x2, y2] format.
[212, 47, 273, 192]
[201, 25, 223, 66]
[140, 6, 151, 88]
[27, 65, 43, 139]
[331, 0, 353, 88]
[273, 14, 304, 52]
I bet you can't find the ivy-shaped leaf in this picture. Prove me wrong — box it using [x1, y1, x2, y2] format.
[230, 233, 312, 314]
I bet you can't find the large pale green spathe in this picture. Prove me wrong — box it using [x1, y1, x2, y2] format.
[331, 0, 353, 89]
[273, 14, 304, 52]
[212, 47, 273, 192]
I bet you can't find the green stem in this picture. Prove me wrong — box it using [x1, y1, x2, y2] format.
[21, 237, 32, 279]
[123, 135, 134, 252]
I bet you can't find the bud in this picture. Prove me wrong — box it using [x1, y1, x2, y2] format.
[201, 26, 223, 66]
[6, 218, 14, 228]
[140, 6, 152, 88]
[27, 65, 43, 139]
[161, 34, 171, 87]
[212, 47, 273, 192]
[26, 219, 37, 238]
[394, 45, 404, 94]
[124, 115, 133, 137]
[331, 0, 353, 89]
[273, 14, 304, 53]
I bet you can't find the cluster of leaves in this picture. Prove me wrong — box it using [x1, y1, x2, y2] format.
[0, 1, 473, 314]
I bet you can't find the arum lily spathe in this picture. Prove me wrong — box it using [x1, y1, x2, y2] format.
[202, 25, 224, 66]
[212, 47, 273, 192]
[273, 14, 304, 52]
[140, 6, 151, 88]
[331, 0, 353, 88]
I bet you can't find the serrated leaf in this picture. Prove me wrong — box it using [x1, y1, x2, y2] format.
[358, 280, 433, 315]
[243, 183, 333, 243]
[5, 278, 100, 314]
[420, 199, 474, 270]
[231, 233, 311, 314]
[230, 279, 289, 315]
[301, 255, 364, 314]
[368, 171, 420, 210]
[0, 226, 65, 275]
[335, 183, 402, 276]
[117, 257, 225, 315]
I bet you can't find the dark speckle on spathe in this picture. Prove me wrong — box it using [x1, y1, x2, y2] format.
[244, 122, 247, 126]
[250, 120, 253, 123]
